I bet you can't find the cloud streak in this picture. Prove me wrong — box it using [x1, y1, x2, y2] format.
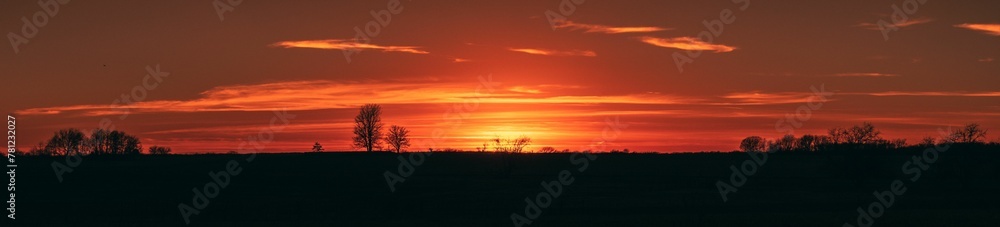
[954, 23, 1000, 36]
[833, 72, 899, 77]
[638, 36, 736, 53]
[719, 91, 829, 105]
[270, 39, 429, 54]
[508, 48, 597, 57]
[554, 21, 670, 34]
[857, 18, 933, 30]
[16, 80, 689, 116]
[859, 91, 1000, 97]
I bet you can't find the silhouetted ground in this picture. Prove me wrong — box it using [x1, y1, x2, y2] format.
[7, 150, 1000, 226]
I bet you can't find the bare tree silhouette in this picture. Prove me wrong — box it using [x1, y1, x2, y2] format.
[384, 125, 411, 153]
[951, 123, 988, 143]
[28, 142, 50, 156]
[890, 138, 907, 148]
[772, 134, 797, 151]
[352, 104, 384, 153]
[828, 127, 848, 144]
[538, 146, 557, 153]
[46, 128, 85, 156]
[739, 136, 766, 152]
[919, 136, 937, 147]
[487, 135, 532, 153]
[845, 122, 881, 144]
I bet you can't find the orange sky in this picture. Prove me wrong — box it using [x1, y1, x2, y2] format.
[2, 1, 999, 153]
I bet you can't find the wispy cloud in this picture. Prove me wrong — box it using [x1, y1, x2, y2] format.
[723, 91, 1000, 102]
[979, 58, 995, 62]
[857, 18, 933, 30]
[833, 72, 899, 77]
[638, 36, 736, 53]
[859, 91, 1000, 97]
[954, 23, 1000, 36]
[508, 48, 597, 57]
[506, 84, 587, 94]
[16, 81, 689, 116]
[719, 91, 828, 105]
[509, 86, 542, 94]
[270, 39, 429, 54]
[554, 20, 670, 34]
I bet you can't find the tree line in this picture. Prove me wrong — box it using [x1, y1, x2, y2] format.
[22, 109, 992, 156]
[739, 122, 992, 153]
[25, 128, 171, 156]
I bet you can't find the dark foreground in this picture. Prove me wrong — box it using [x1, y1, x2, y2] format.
[6, 150, 1000, 226]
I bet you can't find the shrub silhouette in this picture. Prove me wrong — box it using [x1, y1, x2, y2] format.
[148, 146, 172, 155]
[486, 135, 531, 153]
[538, 146, 558, 153]
[311, 142, 324, 152]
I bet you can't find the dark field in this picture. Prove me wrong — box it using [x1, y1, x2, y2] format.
[7, 151, 1000, 226]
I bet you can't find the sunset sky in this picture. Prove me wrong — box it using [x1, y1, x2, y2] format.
[2, 1, 998, 153]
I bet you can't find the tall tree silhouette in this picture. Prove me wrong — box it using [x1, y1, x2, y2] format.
[384, 125, 410, 153]
[352, 104, 384, 152]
